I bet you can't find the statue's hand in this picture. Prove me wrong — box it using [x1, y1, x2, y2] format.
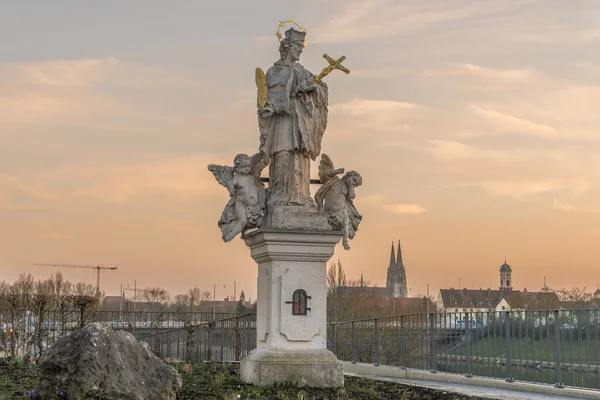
[296, 80, 316, 94]
[258, 107, 274, 119]
[261, 151, 270, 165]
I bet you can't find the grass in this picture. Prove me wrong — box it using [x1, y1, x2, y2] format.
[0, 360, 492, 400]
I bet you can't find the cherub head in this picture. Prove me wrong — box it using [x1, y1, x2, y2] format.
[343, 171, 362, 188]
[233, 154, 252, 175]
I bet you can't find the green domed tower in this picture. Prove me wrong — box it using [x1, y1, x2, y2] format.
[499, 258, 512, 291]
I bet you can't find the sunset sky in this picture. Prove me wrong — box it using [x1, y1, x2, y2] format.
[1, 0, 600, 301]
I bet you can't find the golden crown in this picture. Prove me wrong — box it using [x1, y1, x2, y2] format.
[276, 20, 307, 47]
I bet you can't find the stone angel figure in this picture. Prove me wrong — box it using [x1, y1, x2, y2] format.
[314, 154, 363, 250]
[208, 153, 268, 242]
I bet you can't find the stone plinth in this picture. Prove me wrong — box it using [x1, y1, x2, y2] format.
[240, 227, 344, 387]
[263, 205, 332, 232]
[241, 348, 343, 387]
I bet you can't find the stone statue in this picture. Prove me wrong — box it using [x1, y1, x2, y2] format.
[314, 154, 363, 250]
[208, 153, 268, 242]
[257, 27, 328, 207]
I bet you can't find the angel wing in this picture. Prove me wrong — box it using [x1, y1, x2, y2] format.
[207, 164, 235, 195]
[318, 153, 336, 184]
[250, 152, 268, 178]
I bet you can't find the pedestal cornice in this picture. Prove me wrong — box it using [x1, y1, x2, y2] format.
[243, 229, 342, 263]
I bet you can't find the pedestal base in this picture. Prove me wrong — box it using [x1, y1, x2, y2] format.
[240, 348, 344, 388]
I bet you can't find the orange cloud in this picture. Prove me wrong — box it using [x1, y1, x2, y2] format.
[384, 203, 427, 215]
[0, 174, 62, 202]
[552, 198, 581, 212]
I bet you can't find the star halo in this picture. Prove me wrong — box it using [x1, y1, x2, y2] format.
[276, 19, 308, 47]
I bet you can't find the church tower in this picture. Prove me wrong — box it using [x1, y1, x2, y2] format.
[499, 259, 512, 291]
[386, 241, 408, 298]
[396, 240, 408, 297]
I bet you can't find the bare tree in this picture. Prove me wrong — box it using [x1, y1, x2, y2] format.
[4, 274, 35, 358]
[172, 294, 190, 313]
[49, 272, 73, 332]
[0, 280, 8, 308]
[10, 273, 35, 310]
[141, 287, 170, 357]
[173, 286, 212, 362]
[142, 287, 170, 310]
[326, 259, 347, 296]
[557, 287, 593, 309]
[327, 260, 348, 322]
[70, 282, 100, 327]
[31, 279, 55, 357]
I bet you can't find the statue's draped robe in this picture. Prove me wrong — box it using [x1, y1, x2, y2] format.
[259, 60, 328, 206]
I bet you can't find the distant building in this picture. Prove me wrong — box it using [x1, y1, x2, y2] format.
[332, 240, 434, 317]
[337, 240, 409, 298]
[387, 241, 408, 297]
[101, 293, 255, 314]
[595, 288, 600, 300]
[102, 296, 126, 311]
[499, 259, 512, 291]
[437, 260, 561, 313]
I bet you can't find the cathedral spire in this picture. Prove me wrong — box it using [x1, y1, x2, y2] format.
[387, 239, 408, 298]
[397, 240, 403, 265]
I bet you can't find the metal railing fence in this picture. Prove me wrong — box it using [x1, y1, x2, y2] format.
[3, 307, 599, 392]
[327, 309, 600, 391]
[0, 309, 256, 362]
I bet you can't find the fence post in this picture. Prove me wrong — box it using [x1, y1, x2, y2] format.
[351, 322, 357, 364]
[505, 311, 514, 382]
[465, 312, 472, 377]
[374, 319, 380, 366]
[401, 315, 406, 369]
[429, 312, 437, 373]
[331, 323, 337, 355]
[554, 310, 564, 388]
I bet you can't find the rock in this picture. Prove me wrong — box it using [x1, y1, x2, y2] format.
[37, 323, 181, 400]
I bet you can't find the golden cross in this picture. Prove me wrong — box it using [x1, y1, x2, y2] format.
[314, 54, 350, 83]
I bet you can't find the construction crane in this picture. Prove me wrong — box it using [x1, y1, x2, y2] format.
[34, 263, 118, 298]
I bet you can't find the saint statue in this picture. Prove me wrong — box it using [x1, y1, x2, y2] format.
[257, 28, 328, 207]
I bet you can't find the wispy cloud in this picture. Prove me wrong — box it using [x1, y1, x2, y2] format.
[384, 203, 427, 215]
[311, 0, 600, 45]
[331, 98, 419, 115]
[0, 58, 201, 89]
[553, 197, 581, 212]
[420, 62, 600, 141]
[423, 63, 538, 85]
[461, 179, 589, 201]
[0, 174, 62, 202]
[360, 193, 426, 215]
[68, 156, 219, 204]
[0, 58, 204, 126]
[469, 105, 558, 138]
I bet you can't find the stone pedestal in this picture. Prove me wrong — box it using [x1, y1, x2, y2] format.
[240, 222, 344, 387]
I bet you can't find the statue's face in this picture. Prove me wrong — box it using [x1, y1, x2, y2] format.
[289, 41, 304, 61]
[235, 160, 251, 174]
[347, 175, 362, 188]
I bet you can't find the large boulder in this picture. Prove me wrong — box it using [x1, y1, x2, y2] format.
[37, 323, 181, 400]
